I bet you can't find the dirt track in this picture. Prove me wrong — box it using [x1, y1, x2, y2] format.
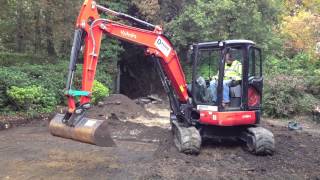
[1, 96, 320, 180]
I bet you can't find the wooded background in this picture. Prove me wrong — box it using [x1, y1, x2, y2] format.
[0, 0, 319, 118]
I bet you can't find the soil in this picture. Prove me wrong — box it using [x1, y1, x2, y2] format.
[86, 94, 153, 120]
[1, 94, 320, 180]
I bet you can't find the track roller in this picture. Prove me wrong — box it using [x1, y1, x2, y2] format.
[243, 126, 275, 155]
[171, 120, 201, 155]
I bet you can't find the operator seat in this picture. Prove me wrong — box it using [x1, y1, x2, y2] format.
[229, 81, 241, 107]
[228, 54, 243, 107]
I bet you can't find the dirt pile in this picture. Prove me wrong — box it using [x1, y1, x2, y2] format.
[86, 94, 152, 120]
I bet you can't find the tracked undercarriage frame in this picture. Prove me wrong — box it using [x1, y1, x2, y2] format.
[170, 112, 275, 155]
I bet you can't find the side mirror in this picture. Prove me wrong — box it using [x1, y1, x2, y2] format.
[187, 45, 194, 64]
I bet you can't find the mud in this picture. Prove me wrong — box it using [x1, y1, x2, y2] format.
[0, 95, 320, 179]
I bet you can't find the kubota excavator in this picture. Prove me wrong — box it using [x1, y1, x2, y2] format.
[49, 0, 275, 155]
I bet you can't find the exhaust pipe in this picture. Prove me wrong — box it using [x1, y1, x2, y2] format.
[49, 114, 115, 147]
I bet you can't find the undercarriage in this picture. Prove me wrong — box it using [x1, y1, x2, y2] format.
[171, 115, 275, 155]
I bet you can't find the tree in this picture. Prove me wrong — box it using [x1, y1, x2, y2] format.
[165, 0, 283, 55]
[131, 0, 160, 23]
[280, 0, 320, 59]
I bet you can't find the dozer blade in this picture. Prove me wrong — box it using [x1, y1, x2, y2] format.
[49, 114, 115, 147]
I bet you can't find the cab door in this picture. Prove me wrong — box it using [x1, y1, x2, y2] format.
[247, 46, 263, 110]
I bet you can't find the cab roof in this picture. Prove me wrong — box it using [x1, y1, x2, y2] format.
[195, 40, 255, 48]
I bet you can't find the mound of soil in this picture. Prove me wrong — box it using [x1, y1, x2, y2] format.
[86, 94, 152, 120]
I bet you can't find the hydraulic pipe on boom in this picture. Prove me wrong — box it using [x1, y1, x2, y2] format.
[96, 4, 156, 30]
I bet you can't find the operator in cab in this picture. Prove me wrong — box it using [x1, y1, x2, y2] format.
[209, 53, 242, 106]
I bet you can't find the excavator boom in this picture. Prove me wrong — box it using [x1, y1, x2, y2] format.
[70, 0, 188, 114]
[49, 0, 194, 148]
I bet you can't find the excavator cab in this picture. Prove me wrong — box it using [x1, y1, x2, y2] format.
[190, 40, 263, 111]
[175, 40, 274, 155]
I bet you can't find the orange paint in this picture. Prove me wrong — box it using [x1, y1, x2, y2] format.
[68, 0, 189, 112]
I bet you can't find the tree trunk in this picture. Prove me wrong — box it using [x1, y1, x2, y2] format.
[16, 4, 25, 53]
[33, 5, 42, 54]
[44, 2, 56, 57]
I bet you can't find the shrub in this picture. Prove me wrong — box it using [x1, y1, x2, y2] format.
[297, 94, 320, 113]
[0, 68, 33, 108]
[306, 75, 320, 98]
[263, 74, 319, 118]
[0, 57, 114, 114]
[8, 62, 68, 105]
[7, 86, 58, 113]
[91, 80, 109, 104]
[265, 53, 319, 76]
[0, 52, 49, 67]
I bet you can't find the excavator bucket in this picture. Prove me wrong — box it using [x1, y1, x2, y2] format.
[49, 114, 115, 147]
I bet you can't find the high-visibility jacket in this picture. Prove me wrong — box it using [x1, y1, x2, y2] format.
[213, 60, 242, 81]
[224, 60, 242, 80]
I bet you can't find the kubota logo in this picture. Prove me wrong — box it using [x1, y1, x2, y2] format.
[154, 36, 172, 57]
[120, 30, 137, 39]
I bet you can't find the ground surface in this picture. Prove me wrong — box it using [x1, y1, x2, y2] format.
[0, 94, 320, 180]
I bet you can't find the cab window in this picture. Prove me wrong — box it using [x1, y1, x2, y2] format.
[249, 47, 262, 77]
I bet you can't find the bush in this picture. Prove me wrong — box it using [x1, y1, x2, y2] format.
[0, 59, 113, 114]
[265, 53, 319, 76]
[21, 62, 69, 102]
[0, 52, 49, 67]
[263, 53, 320, 117]
[297, 94, 320, 113]
[92, 80, 109, 104]
[7, 86, 58, 113]
[306, 75, 320, 98]
[263, 74, 319, 118]
[0, 68, 32, 108]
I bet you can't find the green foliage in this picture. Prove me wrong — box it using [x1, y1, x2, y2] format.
[263, 53, 320, 117]
[166, 0, 283, 54]
[7, 86, 57, 113]
[0, 58, 112, 114]
[264, 75, 302, 118]
[104, 0, 130, 12]
[92, 80, 110, 104]
[263, 75, 319, 118]
[265, 53, 319, 75]
[306, 76, 320, 98]
[0, 68, 31, 108]
[99, 39, 124, 76]
[10, 62, 69, 104]
[0, 52, 49, 67]
[280, 3, 320, 58]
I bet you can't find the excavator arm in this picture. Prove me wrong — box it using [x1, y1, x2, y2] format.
[65, 0, 189, 117]
[50, 0, 201, 154]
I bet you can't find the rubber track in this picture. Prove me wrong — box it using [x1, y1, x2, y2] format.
[247, 127, 275, 155]
[172, 121, 201, 155]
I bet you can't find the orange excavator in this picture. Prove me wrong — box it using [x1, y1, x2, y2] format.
[49, 0, 275, 155]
